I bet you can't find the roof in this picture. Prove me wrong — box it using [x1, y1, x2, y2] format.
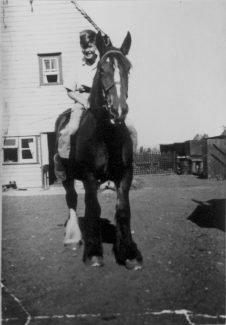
[207, 135, 226, 140]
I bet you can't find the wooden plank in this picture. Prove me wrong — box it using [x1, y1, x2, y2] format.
[207, 138, 226, 179]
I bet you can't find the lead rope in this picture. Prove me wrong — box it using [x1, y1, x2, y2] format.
[71, 0, 105, 35]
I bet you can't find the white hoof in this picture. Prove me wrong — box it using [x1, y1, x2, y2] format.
[64, 209, 82, 246]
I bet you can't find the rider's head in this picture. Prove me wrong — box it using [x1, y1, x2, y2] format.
[80, 29, 97, 63]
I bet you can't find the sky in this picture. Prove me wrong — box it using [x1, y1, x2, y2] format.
[78, 0, 226, 148]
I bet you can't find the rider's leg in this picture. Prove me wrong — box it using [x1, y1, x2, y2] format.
[54, 103, 84, 180]
[58, 103, 84, 159]
[54, 153, 66, 181]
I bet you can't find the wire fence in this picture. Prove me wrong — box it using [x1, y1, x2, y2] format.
[133, 152, 176, 175]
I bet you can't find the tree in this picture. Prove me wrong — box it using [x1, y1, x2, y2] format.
[220, 126, 226, 136]
[139, 146, 144, 154]
[193, 133, 208, 141]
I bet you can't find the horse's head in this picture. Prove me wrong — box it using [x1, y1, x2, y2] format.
[94, 31, 132, 123]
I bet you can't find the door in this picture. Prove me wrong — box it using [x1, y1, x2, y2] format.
[47, 132, 57, 185]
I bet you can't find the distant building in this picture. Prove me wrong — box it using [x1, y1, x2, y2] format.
[160, 139, 205, 175]
[160, 136, 226, 179]
[203, 135, 226, 180]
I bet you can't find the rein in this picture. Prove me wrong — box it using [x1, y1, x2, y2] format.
[99, 49, 125, 66]
[71, 0, 105, 35]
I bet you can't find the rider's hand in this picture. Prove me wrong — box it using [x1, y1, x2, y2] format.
[78, 85, 85, 93]
[83, 102, 90, 110]
[81, 98, 89, 110]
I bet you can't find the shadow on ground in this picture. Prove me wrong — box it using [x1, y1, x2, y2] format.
[188, 199, 226, 232]
[79, 217, 116, 244]
[57, 217, 116, 244]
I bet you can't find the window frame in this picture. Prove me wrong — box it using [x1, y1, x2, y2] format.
[38, 52, 63, 86]
[3, 136, 38, 164]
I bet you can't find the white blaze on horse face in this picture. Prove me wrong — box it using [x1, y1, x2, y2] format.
[64, 209, 82, 248]
[114, 59, 122, 115]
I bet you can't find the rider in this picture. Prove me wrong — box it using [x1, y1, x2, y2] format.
[54, 29, 98, 180]
[54, 29, 137, 180]
[58, 29, 98, 159]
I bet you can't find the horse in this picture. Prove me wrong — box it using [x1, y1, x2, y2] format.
[55, 31, 143, 270]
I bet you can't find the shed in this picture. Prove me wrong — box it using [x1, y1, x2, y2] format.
[160, 139, 205, 176]
[203, 135, 226, 180]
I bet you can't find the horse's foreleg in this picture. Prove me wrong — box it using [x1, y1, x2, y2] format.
[62, 179, 82, 248]
[114, 170, 143, 270]
[82, 175, 103, 266]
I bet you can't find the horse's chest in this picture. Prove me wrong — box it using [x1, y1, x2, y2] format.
[95, 144, 109, 172]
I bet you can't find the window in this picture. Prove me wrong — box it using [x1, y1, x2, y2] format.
[38, 53, 62, 85]
[3, 136, 37, 164]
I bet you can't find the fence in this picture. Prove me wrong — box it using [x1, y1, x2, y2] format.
[133, 152, 176, 175]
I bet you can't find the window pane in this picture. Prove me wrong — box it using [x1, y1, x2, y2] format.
[21, 138, 34, 148]
[51, 58, 57, 70]
[22, 150, 33, 159]
[47, 75, 58, 83]
[44, 59, 50, 70]
[4, 138, 17, 146]
[4, 149, 18, 162]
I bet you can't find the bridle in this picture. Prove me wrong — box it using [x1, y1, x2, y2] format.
[99, 49, 125, 66]
[98, 50, 128, 121]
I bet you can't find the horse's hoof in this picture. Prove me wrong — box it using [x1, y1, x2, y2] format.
[86, 256, 104, 267]
[125, 259, 143, 270]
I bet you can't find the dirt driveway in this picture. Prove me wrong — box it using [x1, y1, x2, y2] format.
[2, 175, 226, 325]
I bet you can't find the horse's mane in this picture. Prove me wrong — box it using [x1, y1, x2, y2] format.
[89, 69, 102, 109]
[89, 50, 132, 110]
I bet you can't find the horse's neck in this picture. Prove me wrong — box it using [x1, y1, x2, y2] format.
[89, 91, 107, 120]
[88, 75, 111, 124]
[89, 106, 109, 125]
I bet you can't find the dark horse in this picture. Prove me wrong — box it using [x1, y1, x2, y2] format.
[55, 32, 143, 269]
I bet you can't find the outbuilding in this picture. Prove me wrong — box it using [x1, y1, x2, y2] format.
[203, 135, 226, 180]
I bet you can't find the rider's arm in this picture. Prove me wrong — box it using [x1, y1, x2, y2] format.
[66, 89, 89, 108]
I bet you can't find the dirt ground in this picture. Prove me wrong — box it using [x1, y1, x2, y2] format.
[2, 174, 226, 325]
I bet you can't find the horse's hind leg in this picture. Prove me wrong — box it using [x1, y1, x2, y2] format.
[62, 179, 82, 248]
[82, 174, 103, 266]
[113, 170, 143, 270]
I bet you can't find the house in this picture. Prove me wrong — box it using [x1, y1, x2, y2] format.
[1, 0, 92, 188]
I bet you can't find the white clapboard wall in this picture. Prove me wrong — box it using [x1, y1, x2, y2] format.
[1, 0, 91, 187]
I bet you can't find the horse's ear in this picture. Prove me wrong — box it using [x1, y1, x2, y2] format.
[96, 31, 112, 56]
[120, 31, 132, 55]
